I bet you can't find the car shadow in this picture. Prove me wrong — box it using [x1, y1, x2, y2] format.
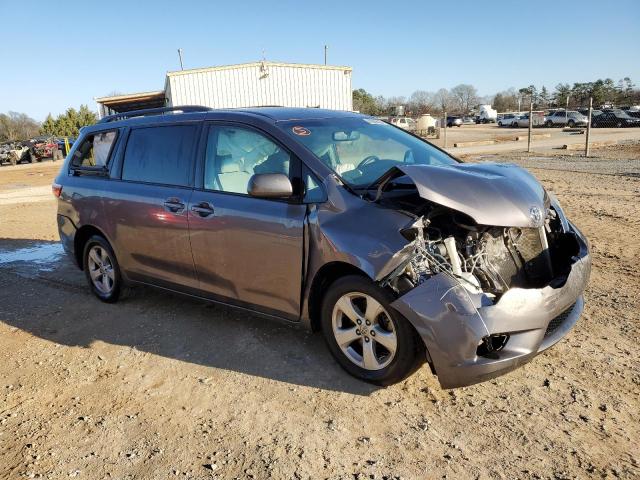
[0, 238, 380, 396]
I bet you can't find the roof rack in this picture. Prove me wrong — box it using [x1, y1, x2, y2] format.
[97, 105, 212, 124]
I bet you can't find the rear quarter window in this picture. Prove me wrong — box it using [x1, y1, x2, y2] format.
[122, 125, 197, 186]
[71, 130, 117, 168]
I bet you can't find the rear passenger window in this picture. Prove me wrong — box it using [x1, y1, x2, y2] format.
[72, 131, 117, 168]
[122, 125, 197, 186]
[204, 126, 290, 194]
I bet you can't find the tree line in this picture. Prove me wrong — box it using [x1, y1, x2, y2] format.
[354, 77, 639, 116]
[40, 105, 98, 138]
[0, 105, 98, 143]
[0, 112, 40, 142]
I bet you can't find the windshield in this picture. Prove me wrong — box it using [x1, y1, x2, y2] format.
[279, 117, 457, 188]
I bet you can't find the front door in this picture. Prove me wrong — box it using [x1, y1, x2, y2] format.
[188, 124, 306, 319]
[104, 123, 200, 289]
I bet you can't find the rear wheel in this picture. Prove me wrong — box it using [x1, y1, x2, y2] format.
[545, 120, 553, 127]
[321, 275, 424, 385]
[83, 235, 122, 303]
[568, 119, 575, 128]
[616, 121, 623, 128]
[512, 122, 519, 128]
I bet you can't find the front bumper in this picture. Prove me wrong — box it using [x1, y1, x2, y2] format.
[391, 224, 591, 389]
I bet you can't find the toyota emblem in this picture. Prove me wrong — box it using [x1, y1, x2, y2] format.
[530, 206, 543, 226]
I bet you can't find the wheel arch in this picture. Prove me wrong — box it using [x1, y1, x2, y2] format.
[74, 224, 113, 270]
[306, 261, 370, 332]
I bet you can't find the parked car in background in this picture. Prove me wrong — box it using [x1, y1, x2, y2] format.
[462, 117, 475, 125]
[511, 112, 545, 128]
[545, 111, 588, 128]
[497, 113, 520, 127]
[53, 106, 590, 389]
[576, 108, 605, 122]
[591, 110, 640, 128]
[446, 116, 462, 127]
[389, 116, 417, 132]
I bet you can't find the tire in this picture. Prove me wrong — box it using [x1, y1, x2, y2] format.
[568, 120, 575, 128]
[616, 122, 622, 128]
[321, 275, 424, 386]
[9, 152, 17, 166]
[512, 122, 519, 128]
[498, 122, 502, 127]
[83, 235, 123, 303]
[545, 120, 553, 128]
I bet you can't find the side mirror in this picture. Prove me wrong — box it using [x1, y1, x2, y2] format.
[247, 173, 293, 199]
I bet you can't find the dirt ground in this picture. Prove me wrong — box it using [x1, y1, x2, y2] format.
[0, 146, 639, 479]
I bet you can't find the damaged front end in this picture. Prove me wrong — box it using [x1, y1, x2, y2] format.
[373, 164, 591, 388]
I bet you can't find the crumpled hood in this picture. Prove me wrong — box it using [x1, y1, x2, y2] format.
[380, 162, 548, 228]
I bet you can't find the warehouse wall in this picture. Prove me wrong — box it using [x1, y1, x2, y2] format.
[166, 63, 353, 111]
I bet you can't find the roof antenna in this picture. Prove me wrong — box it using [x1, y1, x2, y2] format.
[177, 48, 184, 70]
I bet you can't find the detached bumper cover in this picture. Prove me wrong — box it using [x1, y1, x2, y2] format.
[391, 225, 590, 389]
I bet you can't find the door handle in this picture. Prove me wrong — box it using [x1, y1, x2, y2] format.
[190, 202, 215, 217]
[163, 197, 185, 213]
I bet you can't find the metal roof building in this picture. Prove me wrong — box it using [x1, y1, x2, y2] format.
[95, 61, 353, 117]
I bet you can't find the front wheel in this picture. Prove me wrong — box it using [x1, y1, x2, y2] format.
[568, 120, 575, 128]
[321, 275, 424, 385]
[83, 235, 123, 303]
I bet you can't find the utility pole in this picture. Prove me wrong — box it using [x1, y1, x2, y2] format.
[177, 48, 184, 70]
[443, 109, 447, 148]
[585, 97, 593, 157]
[324, 45, 328, 65]
[527, 97, 533, 153]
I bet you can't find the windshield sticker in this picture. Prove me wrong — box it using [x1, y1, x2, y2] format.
[363, 118, 385, 125]
[292, 126, 311, 136]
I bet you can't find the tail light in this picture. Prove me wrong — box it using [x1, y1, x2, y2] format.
[52, 183, 63, 198]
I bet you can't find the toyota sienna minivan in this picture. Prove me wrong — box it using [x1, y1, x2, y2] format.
[54, 106, 590, 388]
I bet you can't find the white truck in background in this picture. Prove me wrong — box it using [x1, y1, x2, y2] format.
[476, 105, 498, 124]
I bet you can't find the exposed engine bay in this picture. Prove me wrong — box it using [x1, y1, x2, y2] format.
[375, 175, 581, 301]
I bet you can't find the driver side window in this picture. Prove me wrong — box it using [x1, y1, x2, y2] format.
[204, 126, 290, 194]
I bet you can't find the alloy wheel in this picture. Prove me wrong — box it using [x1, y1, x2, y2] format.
[331, 292, 397, 371]
[87, 245, 115, 295]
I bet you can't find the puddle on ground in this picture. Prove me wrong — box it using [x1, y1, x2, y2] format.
[0, 242, 65, 271]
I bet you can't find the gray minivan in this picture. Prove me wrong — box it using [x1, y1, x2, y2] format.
[54, 106, 590, 388]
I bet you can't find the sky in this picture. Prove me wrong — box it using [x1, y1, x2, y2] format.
[1, 0, 639, 121]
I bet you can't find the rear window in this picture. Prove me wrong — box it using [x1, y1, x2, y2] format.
[122, 125, 197, 186]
